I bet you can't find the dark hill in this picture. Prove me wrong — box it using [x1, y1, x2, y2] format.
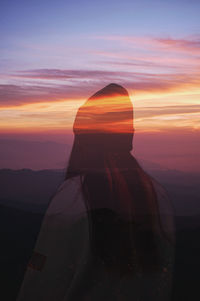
[0, 168, 200, 300]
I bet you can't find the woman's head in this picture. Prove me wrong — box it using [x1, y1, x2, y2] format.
[66, 83, 173, 275]
[73, 83, 134, 137]
[67, 83, 134, 175]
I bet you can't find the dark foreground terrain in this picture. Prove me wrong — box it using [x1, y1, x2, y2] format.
[0, 169, 199, 300]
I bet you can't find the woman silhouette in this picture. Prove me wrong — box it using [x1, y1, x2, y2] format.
[17, 84, 175, 301]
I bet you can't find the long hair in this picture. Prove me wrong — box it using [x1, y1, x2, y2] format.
[65, 84, 170, 276]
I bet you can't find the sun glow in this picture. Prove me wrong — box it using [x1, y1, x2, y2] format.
[1, 88, 199, 134]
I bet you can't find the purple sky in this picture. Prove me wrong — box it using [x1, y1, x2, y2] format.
[0, 0, 200, 171]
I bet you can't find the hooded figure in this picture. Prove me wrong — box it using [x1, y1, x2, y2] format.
[17, 84, 175, 301]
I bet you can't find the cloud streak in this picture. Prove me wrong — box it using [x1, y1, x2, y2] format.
[95, 34, 200, 55]
[1, 34, 200, 136]
[1, 68, 200, 107]
[156, 36, 200, 54]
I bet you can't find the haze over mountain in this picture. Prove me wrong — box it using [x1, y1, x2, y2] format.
[0, 139, 71, 170]
[0, 166, 199, 217]
[1, 134, 199, 172]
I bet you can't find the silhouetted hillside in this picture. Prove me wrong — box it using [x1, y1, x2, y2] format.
[0, 204, 200, 301]
[0, 204, 43, 300]
[0, 168, 200, 300]
[0, 168, 65, 212]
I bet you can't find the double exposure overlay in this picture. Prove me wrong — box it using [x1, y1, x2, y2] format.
[17, 84, 175, 301]
[1, 1, 200, 300]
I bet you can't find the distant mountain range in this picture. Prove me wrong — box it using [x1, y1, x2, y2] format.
[0, 167, 199, 217]
[1, 138, 199, 172]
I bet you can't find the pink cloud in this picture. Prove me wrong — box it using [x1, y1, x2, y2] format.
[156, 37, 200, 54]
[95, 34, 200, 55]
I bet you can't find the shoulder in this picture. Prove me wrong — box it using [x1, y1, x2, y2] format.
[56, 175, 82, 193]
[151, 178, 174, 215]
[46, 176, 87, 220]
[151, 177, 176, 242]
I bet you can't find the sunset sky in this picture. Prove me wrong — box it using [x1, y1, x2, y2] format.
[1, 0, 200, 171]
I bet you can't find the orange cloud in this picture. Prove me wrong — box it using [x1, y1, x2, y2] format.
[1, 93, 200, 135]
[73, 94, 134, 134]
